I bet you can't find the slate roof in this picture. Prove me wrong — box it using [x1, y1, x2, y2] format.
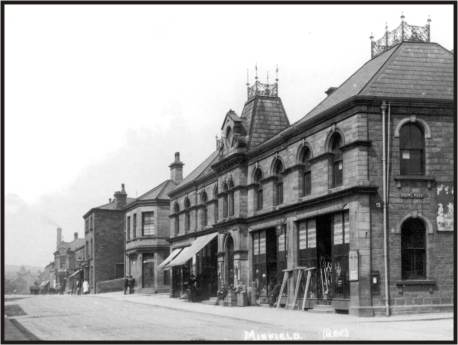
[174, 151, 219, 190]
[136, 179, 178, 201]
[95, 197, 136, 210]
[241, 97, 290, 148]
[58, 238, 85, 252]
[302, 42, 453, 121]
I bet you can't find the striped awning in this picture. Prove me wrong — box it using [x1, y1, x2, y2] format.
[167, 232, 218, 268]
[158, 247, 183, 270]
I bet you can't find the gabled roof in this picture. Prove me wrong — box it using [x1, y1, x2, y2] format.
[173, 151, 219, 191]
[57, 238, 85, 252]
[136, 179, 178, 201]
[302, 42, 453, 121]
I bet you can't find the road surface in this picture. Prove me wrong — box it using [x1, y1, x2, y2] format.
[3, 293, 454, 341]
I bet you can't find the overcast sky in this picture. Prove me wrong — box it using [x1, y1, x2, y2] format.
[5, 4, 453, 267]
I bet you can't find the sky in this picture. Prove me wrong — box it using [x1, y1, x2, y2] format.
[4, 4, 454, 267]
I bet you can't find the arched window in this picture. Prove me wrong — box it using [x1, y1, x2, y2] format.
[301, 147, 312, 196]
[400, 123, 425, 175]
[225, 235, 234, 287]
[273, 160, 284, 206]
[254, 169, 263, 211]
[401, 218, 426, 279]
[330, 133, 343, 187]
[201, 191, 208, 227]
[184, 198, 191, 233]
[213, 185, 219, 223]
[173, 203, 180, 236]
[223, 183, 228, 218]
[228, 179, 234, 217]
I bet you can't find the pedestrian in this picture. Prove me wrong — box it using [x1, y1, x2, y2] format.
[129, 275, 135, 294]
[82, 280, 89, 294]
[76, 280, 80, 295]
[124, 276, 129, 295]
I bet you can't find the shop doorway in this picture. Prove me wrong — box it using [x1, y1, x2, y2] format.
[252, 228, 279, 302]
[225, 235, 235, 287]
[142, 254, 155, 288]
[316, 215, 333, 301]
[196, 237, 218, 299]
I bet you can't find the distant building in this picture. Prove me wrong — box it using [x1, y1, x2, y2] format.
[124, 153, 181, 293]
[83, 185, 134, 293]
[164, 17, 454, 315]
[53, 228, 85, 293]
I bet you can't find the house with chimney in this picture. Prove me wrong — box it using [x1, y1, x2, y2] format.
[123, 152, 182, 293]
[83, 184, 135, 293]
[53, 227, 85, 293]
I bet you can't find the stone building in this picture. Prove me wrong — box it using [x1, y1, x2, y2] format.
[124, 153, 181, 293]
[164, 18, 454, 315]
[53, 227, 85, 293]
[83, 184, 134, 293]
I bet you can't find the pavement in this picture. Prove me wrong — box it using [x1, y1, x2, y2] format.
[3, 293, 454, 341]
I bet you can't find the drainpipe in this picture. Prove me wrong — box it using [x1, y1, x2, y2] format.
[381, 101, 390, 316]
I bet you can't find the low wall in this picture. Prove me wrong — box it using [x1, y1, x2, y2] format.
[97, 278, 124, 293]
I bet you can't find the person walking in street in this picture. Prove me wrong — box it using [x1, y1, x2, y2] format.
[128, 275, 135, 294]
[124, 276, 129, 295]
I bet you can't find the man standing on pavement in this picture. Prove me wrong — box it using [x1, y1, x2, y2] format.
[124, 275, 129, 295]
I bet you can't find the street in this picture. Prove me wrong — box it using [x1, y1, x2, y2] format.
[3, 293, 454, 341]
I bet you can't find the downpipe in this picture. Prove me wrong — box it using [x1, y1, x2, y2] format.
[381, 100, 390, 316]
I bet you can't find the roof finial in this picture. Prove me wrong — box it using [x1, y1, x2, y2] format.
[275, 65, 279, 83]
[427, 15, 431, 23]
[255, 64, 258, 81]
[246, 69, 249, 87]
[370, 32, 374, 41]
[385, 21, 388, 32]
[266, 71, 269, 84]
[401, 12, 405, 22]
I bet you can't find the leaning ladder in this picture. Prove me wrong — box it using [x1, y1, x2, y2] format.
[276, 266, 316, 310]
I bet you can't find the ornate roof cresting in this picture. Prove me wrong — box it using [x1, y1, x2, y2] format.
[246, 65, 279, 100]
[370, 14, 431, 58]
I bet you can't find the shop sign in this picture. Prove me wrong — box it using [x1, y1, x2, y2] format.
[437, 183, 454, 231]
[349, 250, 359, 281]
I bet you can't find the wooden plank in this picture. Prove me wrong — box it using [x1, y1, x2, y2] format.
[291, 269, 303, 310]
[301, 269, 312, 311]
[276, 271, 288, 309]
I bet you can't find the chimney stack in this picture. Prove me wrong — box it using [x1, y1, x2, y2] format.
[169, 152, 184, 184]
[56, 227, 62, 250]
[74, 232, 78, 240]
[113, 183, 127, 208]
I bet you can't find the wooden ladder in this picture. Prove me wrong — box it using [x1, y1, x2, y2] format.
[276, 267, 315, 310]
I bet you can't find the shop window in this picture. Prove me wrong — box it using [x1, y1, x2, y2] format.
[401, 218, 426, 279]
[400, 123, 425, 175]
[142, 212, 155, 236]
[301, 147, 312, 196]
[253, 168, 263, 211]
[298, 219, 316, 250]
[273, 160, 284, 206]
[330, 133, 343, 187]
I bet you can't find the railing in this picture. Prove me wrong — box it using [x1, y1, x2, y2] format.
[247, 81, 278, 99]
[371, 19, 430, 58]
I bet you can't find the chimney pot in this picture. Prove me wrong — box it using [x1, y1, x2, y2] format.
[325, 87, 337, 96]
[56, 227, 62, 250]
[74, 232, 78, 240]
[169, 152, 184, 184]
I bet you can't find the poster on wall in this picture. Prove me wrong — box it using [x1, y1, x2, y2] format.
[436, 183, 454, 231]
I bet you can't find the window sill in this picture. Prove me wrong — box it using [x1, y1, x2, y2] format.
[394, 175, 435, 189]
[395, 279, 436, 287]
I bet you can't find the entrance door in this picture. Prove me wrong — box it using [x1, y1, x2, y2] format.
[331, 212, 350, 300]
[225, 235, 234, 287]
[252, 228, 278, 300]
[142, 254, 155, 288]
[196, 237, 218, 299]
[316, 216, 332, 301]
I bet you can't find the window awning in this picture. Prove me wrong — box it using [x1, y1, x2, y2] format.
[167, 232, 218, 268]
[158, 247, 183, 270]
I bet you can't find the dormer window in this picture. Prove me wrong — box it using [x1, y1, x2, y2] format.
[225, 127, 233, 148]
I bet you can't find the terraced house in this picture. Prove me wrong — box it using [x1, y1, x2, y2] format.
[162, 17, 454, 316]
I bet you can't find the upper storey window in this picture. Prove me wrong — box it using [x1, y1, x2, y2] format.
[201, 191, 208, 227]
[400, 123, 425, 175]
[330, 133, 343, 187]
[223, 183, 229, 218]
[173, 202, 180, 236]
[213, 185, 219, 223]
[184, 198, 191, 233]
[254, 169, 263, 211]
[228, 179, 235, 217]
[301, 147, 312, 196]
[142, 212, 155, 236]
[273, 160, 284, 206]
